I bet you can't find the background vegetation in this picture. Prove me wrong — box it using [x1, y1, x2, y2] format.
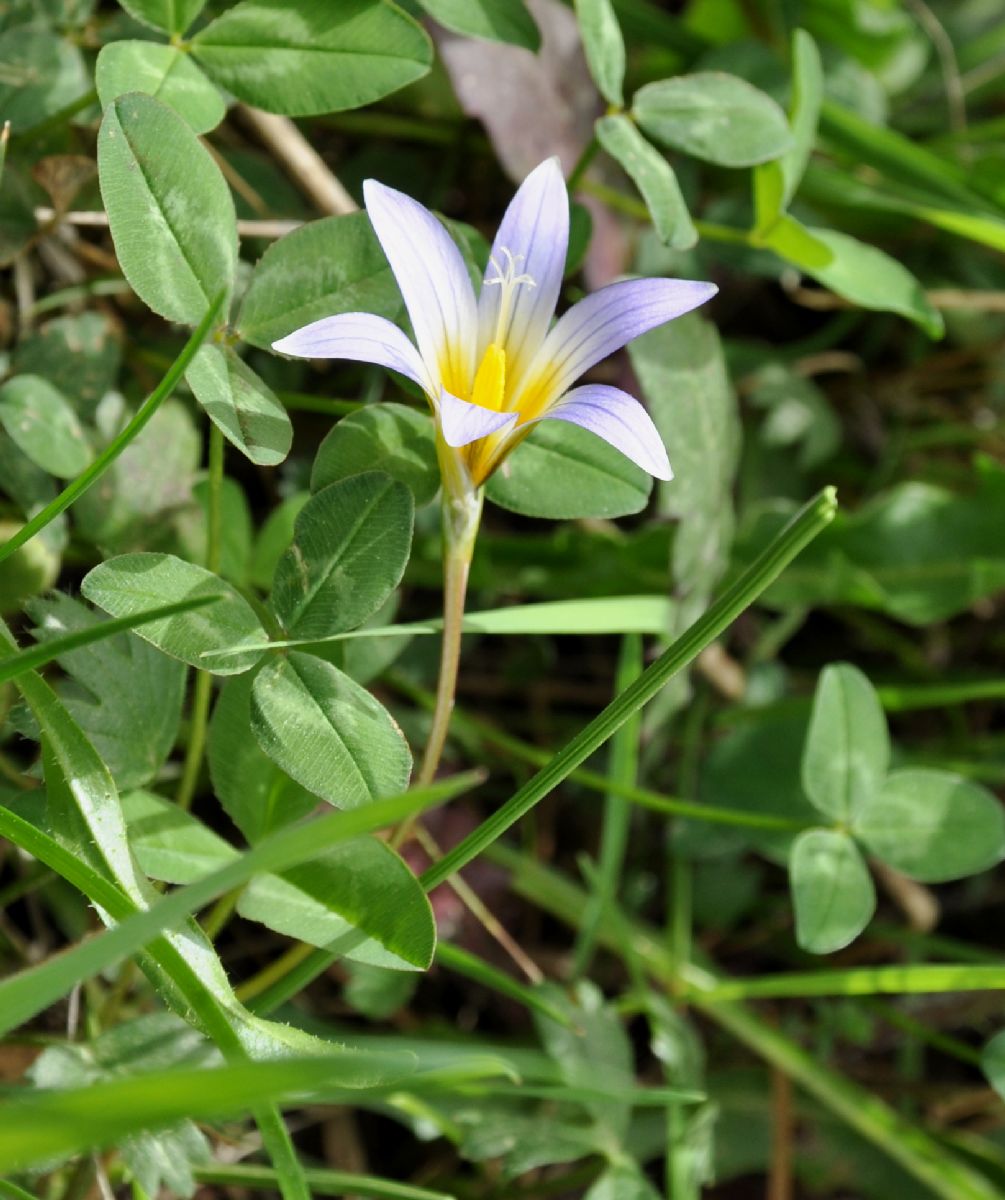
[1, 0, 1005, 1197]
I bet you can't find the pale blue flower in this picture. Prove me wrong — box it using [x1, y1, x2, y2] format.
[273, 158, 717, 486]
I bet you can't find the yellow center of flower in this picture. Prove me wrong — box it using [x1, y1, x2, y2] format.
[470, 342, 506, 411]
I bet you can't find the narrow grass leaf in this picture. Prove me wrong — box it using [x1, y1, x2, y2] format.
[422, 487, 837, 889]
[0, 293, 224, 568]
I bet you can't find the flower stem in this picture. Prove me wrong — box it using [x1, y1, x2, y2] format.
[392, 481, 482, 848]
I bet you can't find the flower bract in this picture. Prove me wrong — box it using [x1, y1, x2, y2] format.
[273, 158, 717, 487]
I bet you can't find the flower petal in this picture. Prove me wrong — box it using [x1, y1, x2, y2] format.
[272, 312, 432, 392]
[439, 389, 518, 448]
[478, 157, 568, 382]
[363, 179, 478, 398]
[540, 383, 672, 480]
[520, 277, 717, 414]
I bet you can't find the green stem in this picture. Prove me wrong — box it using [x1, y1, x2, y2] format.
[0, 293, 224, 568]
[420, 487, 838, 891]
[567, 133, 601, 192]
[175, 423, 224, 812]
[392, 482, 482, 847]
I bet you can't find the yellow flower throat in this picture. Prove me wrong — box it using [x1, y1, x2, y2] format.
[470, 342, 507, 412]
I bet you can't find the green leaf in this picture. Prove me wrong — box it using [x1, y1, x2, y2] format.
[270, 473, 414, 640]
[0, 519, 59, 615]
[96, 42, 226, 135]
[21, 594, 186, 790]
[802, 663, 889, 822]
[98, 93, 237, 326]
[209, 673, 318, 843]
[239, 835, 436, 970]
[574, 0, 625, 106]
[81, 553, 267, 675]
[585, 1163, 662, 1200]
[0, 753, 465, 1044]
[415, 0, 538, 48]
[124, 789, 236, 882]
[777, 29, 823, 206]
[123, 786, 435, 970]
[802, 227, 943, 338]
[0, 375, 92, 478]
[0, 29, 88, 134]
[983, 1032, 1005, 1105]
[534, 980, 634, 1140]
[629, 313, 739, 599]
[250, 492, 308, 592]
[117, 0, 207, 34]
[13, 312, 121, 421]
[753, 28, 823, 230]
[239, 212, 401, 350]
[185, 343, 292, 466]
[311, 403, 438, 506]
[633, 72, 792, 168]
[191, 0, 433, 117]
[73, 399, 200, 552]
[802, 162, 1005, 255]
[250, 652, 412, 809]
[595, 115, 696, 249]
[737, 457, 1005, 625]
[486, 420, 652, 520]
[789, 829, 875, 954]
[757, 214, 834, 270]
[853, 770, 1005, 883]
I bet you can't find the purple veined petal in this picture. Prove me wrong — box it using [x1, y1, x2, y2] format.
[363, 179, 478, 398]
[272, 312, 433, 394]
[538, 383, 672, 480]
[438, 389, 519, 448]
[478, 157, 569, 382]
[519, 277, 717, 412]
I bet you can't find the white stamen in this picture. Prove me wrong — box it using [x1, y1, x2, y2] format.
[484, 246, 536, 344]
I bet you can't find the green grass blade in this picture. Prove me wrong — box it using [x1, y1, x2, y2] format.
[421, 487, 838, 890]
[495, 846, 1000, 1200]
[194, 1164, 456, 1200]
[694, 963, 1005, 1001]
[0, 1057, 417, 1171]
[0, 773, 476, 1039]
[0, 594, 220, 684]
[572, 633, 642, 976]
[0, 290, 225, 568]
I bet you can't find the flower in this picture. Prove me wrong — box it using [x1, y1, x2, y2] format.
[273, 158, 717, 488]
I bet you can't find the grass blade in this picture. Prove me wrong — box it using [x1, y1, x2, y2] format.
[0, 594, 220, 684]
[0, 290, 224, 568]
[421, 486, 838, 890]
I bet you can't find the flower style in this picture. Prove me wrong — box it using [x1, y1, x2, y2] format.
[273, 158, 717, 490]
